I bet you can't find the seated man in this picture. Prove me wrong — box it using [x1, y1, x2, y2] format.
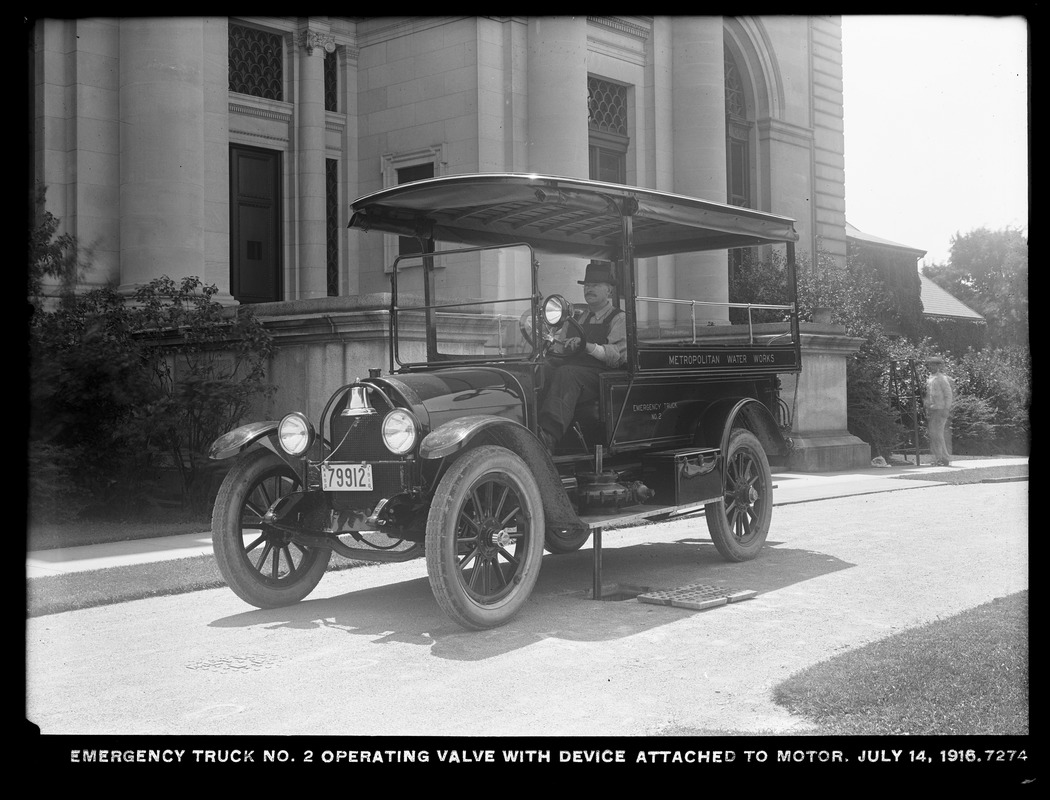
[538, 260, 627, 449]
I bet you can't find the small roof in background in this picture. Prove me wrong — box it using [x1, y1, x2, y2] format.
[919, 274, 985, 321]
[846, 221, 983, 322]
[845, 221, 927, 257]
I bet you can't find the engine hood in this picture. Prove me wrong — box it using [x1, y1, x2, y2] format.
[371, 367, 529, 431]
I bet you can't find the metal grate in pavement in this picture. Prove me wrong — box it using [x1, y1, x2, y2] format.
[637, 583, 757, 611]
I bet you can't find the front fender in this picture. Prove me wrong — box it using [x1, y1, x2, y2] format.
[209, 421, 280, 460]
[419, 415, 530, 460]
[420, 415, 584, 534]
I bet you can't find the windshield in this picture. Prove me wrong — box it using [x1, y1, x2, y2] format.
[390, 241, 799, 369]
[391, 243, 538, 366]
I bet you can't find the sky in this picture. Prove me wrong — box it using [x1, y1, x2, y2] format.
[840, 15, 1029, 267]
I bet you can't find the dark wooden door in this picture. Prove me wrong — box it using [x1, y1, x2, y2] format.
[230, 145, 281, 304]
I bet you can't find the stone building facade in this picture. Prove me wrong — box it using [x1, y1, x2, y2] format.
[30, 15, 867, 468]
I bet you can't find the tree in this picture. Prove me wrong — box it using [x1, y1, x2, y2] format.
[28, 185, 86, 307]
[923, 227, 1028, 349]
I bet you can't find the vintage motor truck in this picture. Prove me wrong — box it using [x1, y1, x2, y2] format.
[209, 173, 802, 629]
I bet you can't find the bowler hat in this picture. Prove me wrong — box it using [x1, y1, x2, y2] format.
[579, 260, 616, 285]
[925, 355, 945, 364]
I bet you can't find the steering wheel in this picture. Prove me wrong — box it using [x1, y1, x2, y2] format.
[547, 316, 590, 360]
[564, 315, 587, 342]
[518, 309, 541, 349]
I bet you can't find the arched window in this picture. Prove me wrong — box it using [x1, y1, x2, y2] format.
[724, 45, 757, 284]
[724, 49, 752, 208]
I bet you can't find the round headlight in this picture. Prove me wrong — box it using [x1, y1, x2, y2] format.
[277, 412, 314, 456]
[382, 409, 419, 455]
[543, 295, 570, 327]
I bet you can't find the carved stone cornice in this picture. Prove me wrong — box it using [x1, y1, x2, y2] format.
[587, 16, 651, 41]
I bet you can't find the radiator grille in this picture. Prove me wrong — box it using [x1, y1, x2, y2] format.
[330, 413, 388, 461]
[327, 413, 407, 511]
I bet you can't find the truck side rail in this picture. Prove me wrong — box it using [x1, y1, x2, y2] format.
[636, 295, 796, 346]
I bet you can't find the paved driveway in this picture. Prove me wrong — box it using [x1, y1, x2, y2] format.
[25, 480, 1027, 738]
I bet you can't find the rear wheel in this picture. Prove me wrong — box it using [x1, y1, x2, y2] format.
[705, 429, 772, 561]
[212, 449, 331, 608]
[426, 446, 545, 629]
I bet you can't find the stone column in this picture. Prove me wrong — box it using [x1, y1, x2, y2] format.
[671, 17, 729, 324]
[118, 18, 206, 293]
[527, 16, 589, 298]
[642, 16, 676, 332]
[202, 17, 235, 305]
[296, 28, 334, 299]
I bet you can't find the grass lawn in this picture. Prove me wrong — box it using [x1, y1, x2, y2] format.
[656, 591, 1028, 737]
[773, 591, 1028, 736]
[26, 553, 370, 618]
[27, 517, 209, 551]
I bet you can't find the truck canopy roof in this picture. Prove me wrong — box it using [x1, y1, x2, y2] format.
[348, 173, 799, 261]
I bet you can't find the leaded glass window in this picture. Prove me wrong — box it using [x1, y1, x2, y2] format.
[324, 50, 338, 112]
[724, 50, 750, 208]
[229, 23, 284, 101]
[588, 76, 629, 185]
[724, 52, 746, 120]
[588, 77, 629, 136]
[326, 159, 339, 296]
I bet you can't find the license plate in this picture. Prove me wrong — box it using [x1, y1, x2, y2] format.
[321, 463, 373, 491]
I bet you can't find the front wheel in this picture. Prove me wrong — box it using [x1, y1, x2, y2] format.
[425, 446, 545, 629]
[212, 449, 331, 608]
[705, 429, 772, 562]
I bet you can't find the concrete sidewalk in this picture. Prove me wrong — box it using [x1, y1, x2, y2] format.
[25, 456, 1028, 579]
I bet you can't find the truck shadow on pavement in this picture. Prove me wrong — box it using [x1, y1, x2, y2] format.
[208, 537, 854, 661]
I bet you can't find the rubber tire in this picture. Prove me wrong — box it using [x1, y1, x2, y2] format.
[545, 528, 591, 554]
[705, 429, 773, 562]
[212, 449, 331, 608]
[425, 446, 545, 629]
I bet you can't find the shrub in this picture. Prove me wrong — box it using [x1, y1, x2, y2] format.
[731, 247, 911, 455]
[27, 442, 95, 524]
[29, 303, 164, 516]
[953, 346, 1030, 454]
[845, 359, 903, 459]
[882, 342, 1030, 457]
[29, 201, 276, 518]
[728, 248, 792, 324]
[30, 279, 275, 518]
[732, 245, 1030, 459]
[947, 393, 998, 455]
[128, 276, 275, 513]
